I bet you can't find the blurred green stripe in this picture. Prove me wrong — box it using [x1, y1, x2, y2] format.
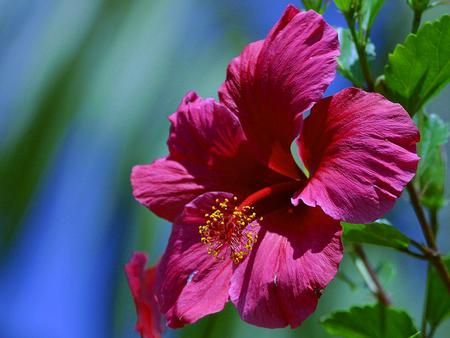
[0, 0, 134, 257]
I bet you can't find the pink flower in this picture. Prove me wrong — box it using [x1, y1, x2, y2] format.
[125, 252, 162, 338]
[130, 5, 419, 329]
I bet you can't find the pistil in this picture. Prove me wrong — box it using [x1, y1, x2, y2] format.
[199, 197, 259, 263]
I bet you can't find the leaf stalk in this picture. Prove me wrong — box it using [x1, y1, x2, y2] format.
[407, 183, 450, 293]
[353, 244, 392, 306]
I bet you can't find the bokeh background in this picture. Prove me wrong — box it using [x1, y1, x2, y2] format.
[0, 1, 449, 337]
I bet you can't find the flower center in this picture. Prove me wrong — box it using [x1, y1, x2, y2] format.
[198, 180, 304, 264]
[199, 196, 261, 264]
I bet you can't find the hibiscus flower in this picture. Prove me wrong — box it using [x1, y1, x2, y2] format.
[128, 5, 419, 332]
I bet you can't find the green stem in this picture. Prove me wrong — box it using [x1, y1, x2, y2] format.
[398, 247, 427, 260]
[422, 207, 440, 338]
[406, 184, 436, 249]
[429, 208, 439, 235]
[412, 10, 423, 34]
[421, 263, 431, 338]
[428, 324, 438, 338]
[407, 183, 450, 292]
[353, 244, 392, 306]
[338, 65, 365, 88]
[344, 14, 375, 91]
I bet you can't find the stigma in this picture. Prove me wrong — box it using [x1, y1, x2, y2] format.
[198, 196, 261, 264]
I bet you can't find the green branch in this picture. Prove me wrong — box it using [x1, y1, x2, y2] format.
[343, 13, 375, 91]
[407, 184, 450, 293]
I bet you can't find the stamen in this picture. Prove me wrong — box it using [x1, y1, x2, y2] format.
[198, 196, 259, 264]
[198, 182, 303, 264]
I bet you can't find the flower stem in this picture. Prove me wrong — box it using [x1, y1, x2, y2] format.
[412, 10, 423, 34]
[421, 263, 431, 338]
[398, 247, 427, 260]
[406, 184, 436, 249]
[353, 244, 391, 306]
[429, 207, 439, 235]
[344, 14, 375, 91]
[421, 207, 441, 338]
[407, 183, 450, 292]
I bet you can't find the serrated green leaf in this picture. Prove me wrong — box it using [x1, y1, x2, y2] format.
[360, 0, 384, 32]
[384, 15, 450, 114]
[321, 304, 418, 338]
[342, 220, 411, 250]
[337, 27, 375, 85]
[416, 113, 448, 209]
[424, 256, 450, 333]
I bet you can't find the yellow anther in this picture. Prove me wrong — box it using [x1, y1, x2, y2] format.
[199, 197, 260, 264]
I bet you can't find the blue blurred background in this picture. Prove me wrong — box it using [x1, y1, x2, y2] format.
[0, 1, 449, 337]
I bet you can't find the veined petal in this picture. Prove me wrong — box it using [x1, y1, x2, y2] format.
[168, 91, 246, 165]
[294, 88, 420, 223]
[131, 158, 209, 222]
[125, 253, 162, 338]
[219, 6, 339, 178]
[157, 192, 236, 328]
[230, 206, 342, 328]
[132, 92, 289, 222]
[132, 92, 249, 222]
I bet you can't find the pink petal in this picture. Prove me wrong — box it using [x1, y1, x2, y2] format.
[168, 91, 288, 189]
[168, 92, 247, 166]
[157, 192, 236, 328]
[131, 158, 208, 222]
[219, 6, 339, 178]
[132, 92, 292, 221]
[125, 252, 162, 338]
[294, 88, 420, 223]
[230, 205, 343, 328]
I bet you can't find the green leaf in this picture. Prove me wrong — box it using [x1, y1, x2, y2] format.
[360, 0, 384, 32]
[334, 0, 353, 13]
[342, 220, 411, 250]
[180, 303, 237, 338]
[424, 256, 450, 333]
[337, 28, 358, 70]
[337, 27, 375, 85]
[376, 261, 396, 287]
[416, 113, 448, 209]
[321, 304, 418, 338]
[301, 0, 329, 13]
[384, 15, 450, 114]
